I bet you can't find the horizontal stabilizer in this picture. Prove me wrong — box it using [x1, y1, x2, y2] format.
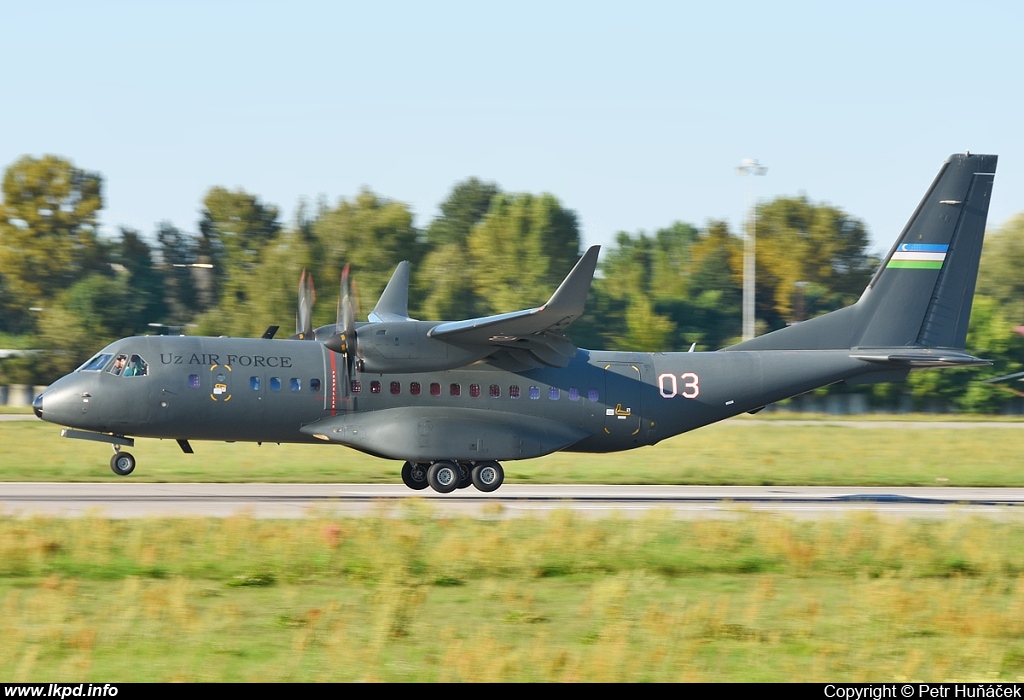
[850, 348, 990, 368]
[985, 371, 1024, 384]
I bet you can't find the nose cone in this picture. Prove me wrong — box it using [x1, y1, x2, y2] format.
[32, 375, 91, 428]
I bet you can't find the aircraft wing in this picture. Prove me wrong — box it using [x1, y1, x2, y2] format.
[300, 406, 591, 462]
[428, 245, 600, 367]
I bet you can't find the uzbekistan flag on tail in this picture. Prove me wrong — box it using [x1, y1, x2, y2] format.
[886, 243, 948, 269]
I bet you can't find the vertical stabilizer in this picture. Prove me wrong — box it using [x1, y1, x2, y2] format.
[727, 153, 997, 352]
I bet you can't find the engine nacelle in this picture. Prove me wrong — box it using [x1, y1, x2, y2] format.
[346, 321, 490, 373]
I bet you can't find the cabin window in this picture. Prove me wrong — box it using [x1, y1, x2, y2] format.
[509, 385, 521, 399]
[290, 378, 301, 392]
[588, 389, 599, 402]
[371, 380, 382, 394]
[450, 383, 461, 397]
[529, 386, 540, 400]
[410, 382, 421, 396]
[430, 382, 441, 396]
[569, 388, 580, 401]
[250, 376, 260, 391]
[310, 378, 322, 392]
[188, 374, 200, 389]
[549, 387, 560, 400]
[469, 384, 481, 398]
[489, 384, 500, 398]
[350, 380, 361, 393]
[270, 377, 281, 392]
[79, 353, 112, 371]
[390, 381, 401, 395]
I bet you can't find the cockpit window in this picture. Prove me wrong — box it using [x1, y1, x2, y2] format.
[78, 353, 113, 371]
[124, 355, 148, 377]
[110, 354, 128, 375]
[108, 354, 148, 377]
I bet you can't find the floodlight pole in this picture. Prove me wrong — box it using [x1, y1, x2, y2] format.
[736, 158, 768, 341]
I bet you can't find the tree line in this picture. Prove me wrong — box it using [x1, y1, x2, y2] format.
[1, 154, 1022, 412]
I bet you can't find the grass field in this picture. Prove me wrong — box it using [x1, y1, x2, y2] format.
[3, 511, 1024, 682]
[6, 415, 1024, 682]
[3, 415, 1023, 486]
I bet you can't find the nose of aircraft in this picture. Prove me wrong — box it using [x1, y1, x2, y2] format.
[32, 376, 89, 428]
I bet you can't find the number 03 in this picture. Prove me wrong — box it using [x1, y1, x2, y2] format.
[658, 372, 700, 399]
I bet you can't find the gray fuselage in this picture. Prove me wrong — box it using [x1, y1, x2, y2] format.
[39, 334, 874, 462]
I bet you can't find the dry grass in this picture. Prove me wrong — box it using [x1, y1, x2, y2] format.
[3, 509, 1024, 681]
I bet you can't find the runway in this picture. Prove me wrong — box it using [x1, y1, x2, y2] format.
[3, 483, 1024, 519]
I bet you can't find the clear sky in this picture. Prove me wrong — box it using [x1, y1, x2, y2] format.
[2, 0, 1022, 256]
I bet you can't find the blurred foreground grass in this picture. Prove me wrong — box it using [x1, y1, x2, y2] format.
[3, 417, 1024, 485]
[3, 510, 1024, 681]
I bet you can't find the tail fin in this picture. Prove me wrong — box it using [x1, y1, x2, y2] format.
[727, 153, 997, 352]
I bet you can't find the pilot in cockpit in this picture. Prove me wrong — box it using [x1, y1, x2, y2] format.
[124, 356, 146, 377]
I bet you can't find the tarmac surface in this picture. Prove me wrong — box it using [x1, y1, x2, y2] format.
[5, 414, 1023, 519]
[4, 483, 1024, 519]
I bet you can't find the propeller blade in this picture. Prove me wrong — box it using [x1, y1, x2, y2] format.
[341, 264, 355, 337]
[295, 268, 316, 340]
[346, 277, 361, 379]
[323, 265, 360, 395]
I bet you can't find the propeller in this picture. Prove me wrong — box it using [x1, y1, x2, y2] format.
[324, 265, 359, 387]
[294, 268, 316, 340]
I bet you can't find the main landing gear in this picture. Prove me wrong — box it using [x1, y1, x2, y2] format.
[401, 460, 505, 493]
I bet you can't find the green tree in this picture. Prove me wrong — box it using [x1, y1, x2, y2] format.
[198, 187, 281, 311]
[310, 188, 422, 321]
[466, 192, 580, 314]
[418, 178, 500, 319]
[156, 222, 203, 323]
[977, 214, 1024, 324]
[752, 196, 876, 329]
[589, 221, 742, 352]
[200, 187, 281, 270]
[110, 227, 166, 329]
[425, 177, 500, 249]
[593, 227, 692, 351]
[904, 295, 1024, 413]
[34, 272, 148, 380]
[235, 229, 313, 337]
[0, 155, 104, 332]
[686, 220, 743, 348]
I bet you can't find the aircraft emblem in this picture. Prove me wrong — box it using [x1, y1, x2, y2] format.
[210, 364, 232, 402]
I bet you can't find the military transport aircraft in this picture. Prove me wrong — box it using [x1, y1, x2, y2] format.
[34, 153, 997, 493]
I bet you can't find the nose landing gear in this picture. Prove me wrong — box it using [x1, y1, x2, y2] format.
[109, 446, 136, 476]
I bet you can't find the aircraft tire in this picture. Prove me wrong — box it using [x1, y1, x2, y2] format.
[427, 461, 461, 494]
[456, 462, 473, 489]
[401, 461, 430, 490]
[471, 461, 504, 492]
[110, 452, 136, 476]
